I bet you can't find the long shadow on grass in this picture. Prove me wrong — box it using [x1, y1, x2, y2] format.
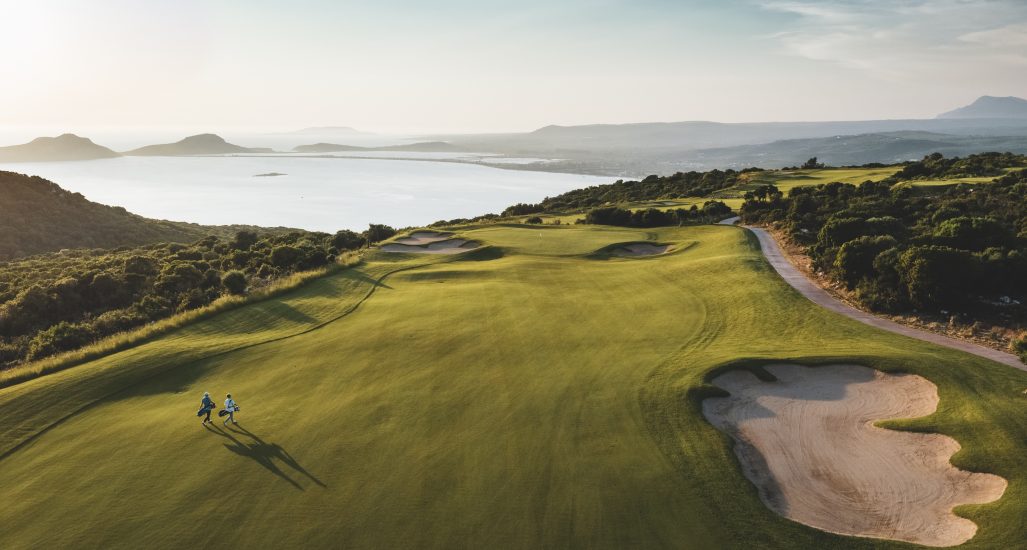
[345, 269, 393, 289]
[205, 423, 326, 490]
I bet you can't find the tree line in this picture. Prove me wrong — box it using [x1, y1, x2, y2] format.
[740, 153, 1026, 360]
[502, 168, 760, 215]
[0, 225, 395, 369]
[582, 201, 733, 227]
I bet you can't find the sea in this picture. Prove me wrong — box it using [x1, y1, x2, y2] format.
[0, 154, 611, 232]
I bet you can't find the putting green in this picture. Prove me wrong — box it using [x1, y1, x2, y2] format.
[0, 224, 1023, 549]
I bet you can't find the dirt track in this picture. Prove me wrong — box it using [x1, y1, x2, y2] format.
[703, 364, 1007, 547]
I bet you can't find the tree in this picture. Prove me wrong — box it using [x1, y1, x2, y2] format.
[932, 216, 1012, 251]
[364, 224, 397, 245]
[332, 230, 365, 251]
[817, 217, 867, 249]
[802, 157, 825, 169]
[834, 235, 897, 289]
[898, 246, 978, 308]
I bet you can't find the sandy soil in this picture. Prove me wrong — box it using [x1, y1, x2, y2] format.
[612, 243, 669, 257]
[702, 364, 1006, 547]
[380, 238, 478, 254]
[393, 231, 455, 245]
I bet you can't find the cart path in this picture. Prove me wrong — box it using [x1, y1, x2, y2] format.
[718, 217, 1025, 371]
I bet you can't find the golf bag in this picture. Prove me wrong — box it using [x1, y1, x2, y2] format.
[218, 405, 240, 417]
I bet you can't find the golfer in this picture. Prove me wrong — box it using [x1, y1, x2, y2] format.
[198, 392, 216, 424]
[223, 393, 239, 425]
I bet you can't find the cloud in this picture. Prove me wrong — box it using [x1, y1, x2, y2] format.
[755, 0, 1027, 76]
[960, 23, 1027, 48]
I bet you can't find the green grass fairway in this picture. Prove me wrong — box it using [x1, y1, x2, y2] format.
[1, 224, 1024, 549]
[713, 167, 899, 201]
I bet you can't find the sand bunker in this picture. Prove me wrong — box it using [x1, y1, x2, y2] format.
[702, 364, 1006, 547]
[380, 238, 478, 255]
[392, 231, 455, 246]
[612, 243, 669, 257]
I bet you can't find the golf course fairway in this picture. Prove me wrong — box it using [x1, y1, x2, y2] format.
[0, 224, 1024, 549]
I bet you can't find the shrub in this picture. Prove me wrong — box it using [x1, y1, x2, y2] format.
[898, 246, 978, 309]
[332, 230, 365, 251]
[364, 224, 397, 244]
[270, 245, 302, 268]
[27, 322, 96, 360]
[835, 235, 898, 289]
[222, 270, 248, 295]
[1012, 335, 1027, 363]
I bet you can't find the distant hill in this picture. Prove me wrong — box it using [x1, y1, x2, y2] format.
[123, 134, 271, 156]
[0, 134, 119, 163]
[688, 131, 1027, 169]
[937, 96, 1027, 119]
[293, 141, 457, 153]
[293, 143, 367, 153]
[0, 171, 296, 260]
[282, 126, 367, 135]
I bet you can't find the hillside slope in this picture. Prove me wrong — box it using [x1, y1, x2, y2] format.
[938, 95, 1027, 119]
[0, 134, 120, 162]
[124, 134, 270, 156]
[0, 224, 1022, 549]
[0, 171, 292, 260]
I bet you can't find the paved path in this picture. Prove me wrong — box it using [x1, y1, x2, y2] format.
[717, 217, 1025, 371]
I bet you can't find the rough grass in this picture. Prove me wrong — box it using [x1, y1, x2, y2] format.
[0, 225, 1023, 549]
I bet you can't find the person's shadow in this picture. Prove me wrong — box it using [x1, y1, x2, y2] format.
[205, 423, 326, 491]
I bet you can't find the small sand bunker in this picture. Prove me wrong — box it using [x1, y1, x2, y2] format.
[702, 364, 1006, 547]
[380, 238, 479, 255]
[392, 231, 455, 246]
[612, 243, 669, 257]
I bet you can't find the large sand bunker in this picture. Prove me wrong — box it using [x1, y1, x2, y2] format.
[611, 243, 669, 257]
[392, 231, 454, 246]
[380, 238, 479, 255]
[702, 364, 1006, 547]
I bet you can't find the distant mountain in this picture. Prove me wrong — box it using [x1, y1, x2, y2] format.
[124, 134, 272, 156]
[687, 131, 1027, 169]
[292, 143, 367, 153]
[292, 141, 457, 153]
[937, 96, 1027, 119]
[0, 171, 296, 260]
[0, 134, 120, 163]
[282, 126, 367, 135]
[440, 118, 1027, 157]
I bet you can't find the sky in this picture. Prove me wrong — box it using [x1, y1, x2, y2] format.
[1, 0, 1026, 134]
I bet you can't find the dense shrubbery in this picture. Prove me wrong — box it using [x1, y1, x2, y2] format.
[428, 213, 499, 228]
[0, 226, 391, 369]
[887, 152, 1026, 182]
[741, 155, 1027, 318]
[582, 201, 733, 228]
[512, 168, 759, 213]
[0, 171, 294, 260]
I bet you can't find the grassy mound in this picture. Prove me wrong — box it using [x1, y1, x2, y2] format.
[0, 224, 1023, 548]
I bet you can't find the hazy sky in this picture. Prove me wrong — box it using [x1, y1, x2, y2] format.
[2, 0, 1026, 133]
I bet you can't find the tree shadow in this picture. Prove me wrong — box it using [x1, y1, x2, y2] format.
[204, 423, 326, 490]
[341, 268, 393, 289]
